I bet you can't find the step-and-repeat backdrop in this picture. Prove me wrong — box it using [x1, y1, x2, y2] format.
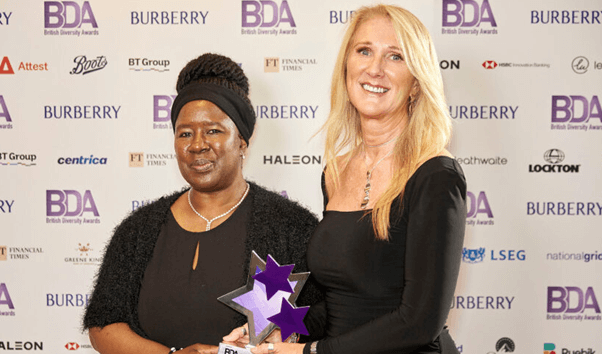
[1, 0, 601, 353]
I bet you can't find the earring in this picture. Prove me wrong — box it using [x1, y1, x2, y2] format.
[241, 154, 246, 160]
[408, 96, 415, 117]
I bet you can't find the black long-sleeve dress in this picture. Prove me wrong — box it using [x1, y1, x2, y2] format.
[305, 156, 466, 354]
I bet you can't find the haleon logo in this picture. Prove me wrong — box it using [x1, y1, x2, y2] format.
[153, 95, 176, 129]
[263, 155, 322, 165]
[547, 286, 601, 321]
[551, 95, 602, 131]
[70, 55, 107, 75]
[255, 104, 319, 119]
[44, 1, 100, 36]
[0, 283, 15, 316]
[0, 95, 13, 129]
[46, 190, 100, 224]
[0, 342, 43, 351]
[242, 0, 297, 36]
[466, 191, 493, 226]
[440, 60, 460, 70]
[329, 10, 355, 24]
[531, 9, 602, 24]
[572, 56, 602, 75]
[528, 149, 580, 173]
[441, 0, 498, 36]
[0, 56, 49, 73]
[0, 12, 12, 25]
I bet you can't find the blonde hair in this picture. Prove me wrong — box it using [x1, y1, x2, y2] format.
[323, 4, 451, 240]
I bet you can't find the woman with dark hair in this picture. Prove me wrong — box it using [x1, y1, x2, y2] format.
[245, 4, 466, 354]
[83, 53, 321, 354]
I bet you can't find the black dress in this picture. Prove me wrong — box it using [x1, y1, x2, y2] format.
[306, 156, 466, 354]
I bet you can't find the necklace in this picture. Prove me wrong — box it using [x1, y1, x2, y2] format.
[364, 136, 397, 148]
[360, 150, 393, 209]
[188, 182, 250, 231]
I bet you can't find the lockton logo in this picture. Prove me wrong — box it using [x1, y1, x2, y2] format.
[550, 95, 602, 131]
[482, 60, 550, 69]
[492, 338, 515, 353]
[264, 57, 317, 73]
[0, 57, 14, 74]
[129, 153, 144, 167]
[441, 0, 498, 36]
[572, 56, 601, 74]
[0, 12, 12, 25]
[449, 104, 518, 120]
[547, 251, 602, 263]
[70, 55, 107, 75]
[0, 153, 37, 167]
[46, 293, 91, 307]
[242, 0, 297, 36]
[440, 60, 460, 70]
[483, 60, 497, 69]
[0, 56, 49, 73]
[44, 105, 121, 120]
[466, 191, 494, 226]
[46, 190, 100, 224]
[329, 10, 355, 24]
[57, 155, 107, 165]
[153, 95, 176, 129]
[131, 10, 208, 25]
[0, 283, 15, 316]
[531, 9, 602, 24]
[0, 342, 43, 350]
[65, 243, 101, 265]
[1, 247, 43, 261]
[527, 201, 602, 216]
[129, 58, 170, 72]
[255, 104, 319, 119]
[263, 155, 322, 165]
[528, 149, 580, 173]
[544, 343, 556, 354]
[44, 1, 99, 36]
[128, 152, 176, 167]
[451, 295, 514, 310]
[547, 286, 601, 321]
[462, 247, 485, 263]
[0, 96, 13, 129]
[455, 156, 507, 166]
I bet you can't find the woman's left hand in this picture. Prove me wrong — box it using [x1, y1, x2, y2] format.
[250, 343, 304, 354]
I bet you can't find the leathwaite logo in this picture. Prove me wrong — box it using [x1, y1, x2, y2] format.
[0, 12, 12, 25]
[551, 95, 602, 131]
[441, 0, 498, 36]
[44, 1, 99, 36]
[242, 0, 297, 36]
[547, 286, 601, 321]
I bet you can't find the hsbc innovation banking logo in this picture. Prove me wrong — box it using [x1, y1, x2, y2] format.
[483, 60, 498, 69]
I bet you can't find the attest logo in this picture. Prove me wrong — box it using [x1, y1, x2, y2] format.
[46, 293, 91, 307]
[0, 56, 49, 73]
[0, 283, 15, 315]
[531, 10, 602, 24]
[0, 152, 37, 167]
[329, 10, 355, 24]
[70, 55, 107, 75]
[0, 12, 12, 25]
[131, 11, 208, 25]
[483, 60, 497, 69]
[153, 94, 176, 129]
[462, 247, 485, 263]
[449, 104, 518, 120]
[546, 251, 602, 263]
[528, 149, 580, 173]
[65, 243, 101, 265]
[255, 105, 319, 119]
[129, 58, 170, 72]
[0, 96, 13, 129]
[0, 342, 43, 350]
[551, 95, 602, 131]
[466, 191, 494, 226]
[57, 155, 107, 165]
[263, 155, 322, 165]
[547, 286, 601, 321]
[44, 1, 99, 36]
[492, 338, 515, 353]
[264, 57, 317, 73]
[0, 57, 14, 74]
[451, 295, 514, 310]
[44, 105, 121, 120]
[242, 0, 297, 36]
[46, 190, 100, 224]
[440, 60, 460, 70]
[442, 0, 498, 35]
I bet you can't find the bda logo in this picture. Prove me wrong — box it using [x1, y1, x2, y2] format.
[0, 95, 12, 123]
[442, 0, 497, 27]
[46, 190, 99, 217]
[0, 283, 15, 309]
[547, 287, 601, 314]
[44, 1, 98, 28]
[466, 191, 494, 225]
[242, 0, 296, 27]
[551, 95, 602, 124]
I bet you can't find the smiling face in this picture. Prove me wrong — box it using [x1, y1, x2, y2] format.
[174, 100, 246, 193]
[345, 15, 416, 122]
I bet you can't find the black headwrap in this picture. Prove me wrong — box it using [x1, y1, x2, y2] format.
[171, 82, 256, 144]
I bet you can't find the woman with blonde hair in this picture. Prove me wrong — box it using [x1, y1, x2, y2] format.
[241, 4, 466, 354]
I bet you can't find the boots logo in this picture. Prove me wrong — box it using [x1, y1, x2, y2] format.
[70, 55, 107, 75]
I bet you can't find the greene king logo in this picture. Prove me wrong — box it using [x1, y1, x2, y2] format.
[441, 0, 498, 36]
[44, 1, 100, 36]
[242, 0, 297, 36]
[46, 190, 100, 224]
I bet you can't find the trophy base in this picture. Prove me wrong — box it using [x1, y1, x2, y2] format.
[218, 342, 253, 354]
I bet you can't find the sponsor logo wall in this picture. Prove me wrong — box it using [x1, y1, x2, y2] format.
[2, 0, 600, 351]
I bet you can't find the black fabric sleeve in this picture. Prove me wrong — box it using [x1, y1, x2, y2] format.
[317, 167, 466, 354]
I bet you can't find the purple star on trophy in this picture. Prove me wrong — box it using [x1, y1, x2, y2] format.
[217, 251, 310, 347]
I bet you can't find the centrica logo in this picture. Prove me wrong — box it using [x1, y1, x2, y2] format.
[550, 95, 602, 131]
[46, 190, 100, 224]
[44, 1, 99, 36]
[129, 58, 170, 72]
[131, 11, 208, 25]
[451, 295, 514, 310]
[57, 155, 107, 165]
[242, 0, 297, 36]
[153, 95, 176, 129]
[0, 95, 13, 129]
[329, 10, 355, 24]
[528, 149, 580, 173]
[441, 0, 498, 36]
[70, 55, 107, 75]
[466, 191, 494, 225]
[263, 155, 322, 165]
[0, 12, 12, 25]
[547, 286, 601, 321]
[531, 10, 602, 24]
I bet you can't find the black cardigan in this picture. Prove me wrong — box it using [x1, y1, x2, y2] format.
[83, 182, 323, 339]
